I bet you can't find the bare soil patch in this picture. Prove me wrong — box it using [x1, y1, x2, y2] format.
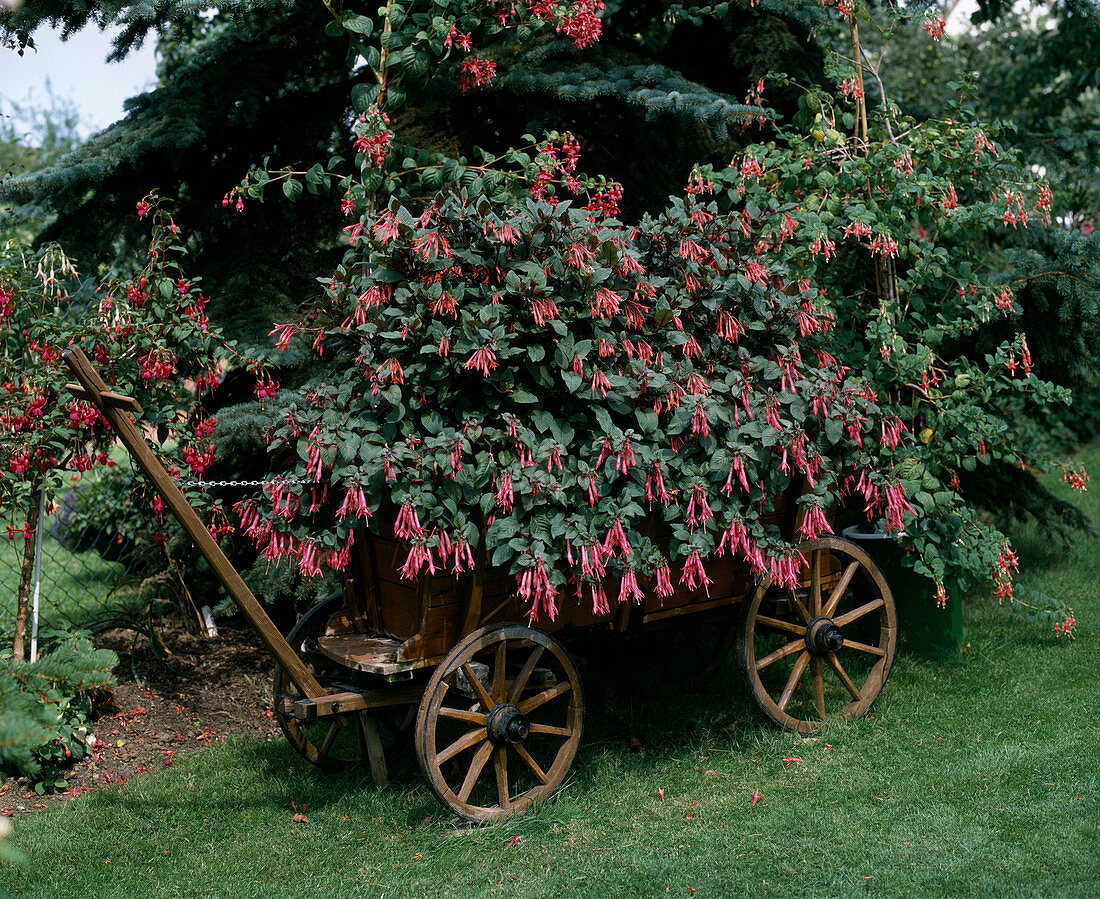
[1, 620, 283, 819]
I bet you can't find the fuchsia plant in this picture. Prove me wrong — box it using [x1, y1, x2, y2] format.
[235, 160, 901, 621]
[0, 198, 231, 658]
[226, 0, 1082, 630]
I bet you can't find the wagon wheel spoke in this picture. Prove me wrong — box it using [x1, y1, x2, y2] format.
[507, 646, 545, 703]
[810, 656, 826, 718]
[457, 741, 495, 802]
[461, 662, 496, 711]
[437, 726, 488, 765]
[754, 615, 806, 638]
[438, 707, 488, 725]
[513, 744, 549, 785]
[274, 596, 374, 772]
[756, 636, 805, 671]
[317, 719, 343, 763]
[810, 550, 822, 617]
[492, 641, 507, 703]
[777, 652, 810, 711]
[833, 597, 885, 628]
[842, 637, 887, 657]
[787, 590, 812, 624]
[823, 561, 860, 618]
[528, 723, 573, 737]
[493, 747, 511, 809]
[518, 680, 571, 714]
[826, 652, 863, 701]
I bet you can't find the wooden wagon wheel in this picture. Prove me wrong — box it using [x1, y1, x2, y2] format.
[273, 596, 414, 772]
[415, 623, 584, 824]
[737, 536, 897, 734]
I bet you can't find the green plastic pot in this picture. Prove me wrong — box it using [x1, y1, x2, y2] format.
[841, 525, 963, 657]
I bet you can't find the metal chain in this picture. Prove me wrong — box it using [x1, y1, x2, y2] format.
[177, 478, 314, 490]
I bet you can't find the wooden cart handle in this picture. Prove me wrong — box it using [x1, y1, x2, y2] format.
[62, 346, 325, 700]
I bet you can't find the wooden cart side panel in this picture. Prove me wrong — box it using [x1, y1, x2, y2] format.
[336, 481, 811, 669]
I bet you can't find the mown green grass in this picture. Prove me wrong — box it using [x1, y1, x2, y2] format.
[3, 450, 1099, 898]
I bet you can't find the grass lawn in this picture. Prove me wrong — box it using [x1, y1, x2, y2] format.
[2, 449, 1098, 898]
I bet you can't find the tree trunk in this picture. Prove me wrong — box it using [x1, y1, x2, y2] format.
[12, 479, 42, 663]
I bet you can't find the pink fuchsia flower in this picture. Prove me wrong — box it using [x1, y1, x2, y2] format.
[679, 550, 712, 594]
[336, 482, 371, 521]
[1064, 464, 1090, 491]
[645, 462, 670, 507]
[394, 499, 424, 540]
[589, 583, 610, 615]
[768, 548, 806, 591]
[615, 439, 635, 475]
[716, 311, 743, 343]
[691, 400, 709, 439]
[518, 559, 558, 621]
[496, 472, 515, 513]
[716, 519, 748, 558]
[590, 371, 611, 397]
[685, 483, 713, 531]
[579, 542, 606, 580]
[400, 542, 436, 579]
[923, 14, 946, 39]
[655, 564, 674, 597]
[618, 569, 644, 605]
[796, 503, 833, 541]
[458, 57, 497, 93]
[299, 541, 324, 577]
[590, 287, 622, 320]
[883, 481, 916, 532]
[603, 519, 631, 558]
[464, 345, 498, 376]
[326, 535, 355, 571]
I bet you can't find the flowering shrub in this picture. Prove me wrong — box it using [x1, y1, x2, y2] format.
[236, 177, 908, 619]
[230, 2, 1078, 622]
[0, 198, 230, 657]
[699, 63, 1074, 602]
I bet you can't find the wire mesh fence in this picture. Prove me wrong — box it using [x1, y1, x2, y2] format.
[1, 484, 137, 645]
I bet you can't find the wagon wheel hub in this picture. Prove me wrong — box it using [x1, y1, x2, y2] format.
[487, 703, 530, 746]
[805, 616, 844, 655]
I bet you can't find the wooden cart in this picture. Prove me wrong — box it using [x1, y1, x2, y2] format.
[64, 347, 898, 824]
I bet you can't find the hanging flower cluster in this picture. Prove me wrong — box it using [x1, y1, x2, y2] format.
[0, 196, 229, 544]
[238, 168, 900, 621]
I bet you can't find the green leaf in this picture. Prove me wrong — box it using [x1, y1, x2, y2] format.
[342, 14, 374, 35]
[594, 407, 614, 434]
[351, 83, 380, 112]
[282, 179, 303, 202]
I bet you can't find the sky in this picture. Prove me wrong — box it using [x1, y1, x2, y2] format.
[1, 23, 158, 138]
